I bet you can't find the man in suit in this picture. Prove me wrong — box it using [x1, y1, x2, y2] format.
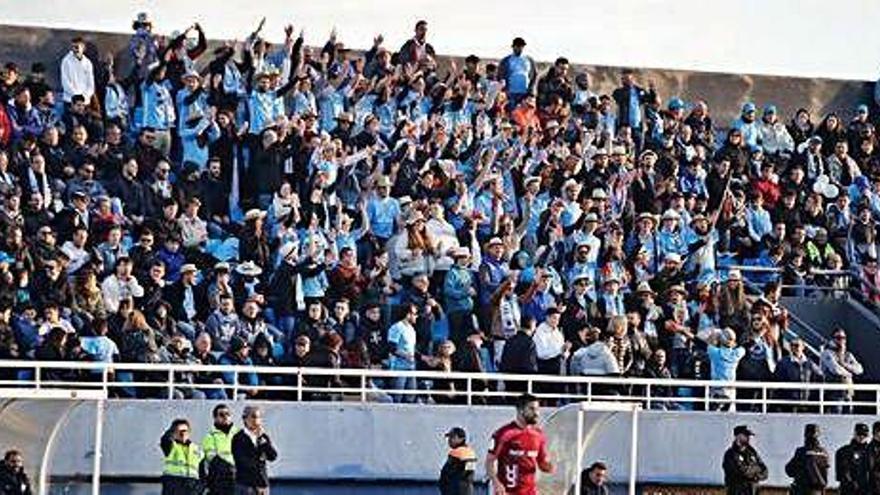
[232, 406, 277, 495]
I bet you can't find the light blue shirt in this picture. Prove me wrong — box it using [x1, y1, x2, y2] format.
[367, 196, 400, 239]
[387, 320, 416, 370]
[140, 81, 175, 130]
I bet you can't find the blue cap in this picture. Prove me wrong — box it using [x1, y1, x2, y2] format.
[857, 104, 869, 114]
[668, 97, 685, 111]
[742, 102, 756, 113]
[764, 104, 777, 115]
[856, 175, 870, 191]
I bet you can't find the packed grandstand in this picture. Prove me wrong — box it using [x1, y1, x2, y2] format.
[0, 11, 877, 413]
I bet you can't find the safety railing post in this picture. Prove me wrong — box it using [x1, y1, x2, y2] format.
[167, 369, 175, 399]
[466, 377, 473, 406]
[761, 386, 768, 414]
[34, 365, 41, 389]
[232, 370, 239, 400]
[360, 374, 367, 403]
[296, 371, 303, 402]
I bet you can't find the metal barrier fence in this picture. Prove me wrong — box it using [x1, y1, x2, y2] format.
[0, 361, 877, 414]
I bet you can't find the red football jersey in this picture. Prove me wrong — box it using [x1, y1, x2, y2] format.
[489, 420, 549, 495]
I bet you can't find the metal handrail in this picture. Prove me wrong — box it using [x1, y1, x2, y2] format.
[0, 360, 877, 413]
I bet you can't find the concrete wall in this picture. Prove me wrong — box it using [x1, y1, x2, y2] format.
[1, 399, 877, 491]
[0, 24, 874, 126]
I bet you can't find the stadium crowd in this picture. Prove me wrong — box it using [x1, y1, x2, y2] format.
[0, 12, 874, 406]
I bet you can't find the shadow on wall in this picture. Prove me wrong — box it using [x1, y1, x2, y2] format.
[0, 23, 873, 125]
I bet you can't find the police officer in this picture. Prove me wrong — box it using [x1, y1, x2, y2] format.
[836, 423, 871, 495]
[869, 421, 880, 495]
[438, 427, 476, 495]
[202, 404, 238, 495]
[722, 425, 768, 495]
[785, 424, 829, 495]
[160, 418, 205, 495]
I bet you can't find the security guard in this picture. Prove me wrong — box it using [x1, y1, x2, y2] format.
[785, 424, 829, 495]
[201, 404, 238, 495]
[438, 427, 477, 495]
[722, 425, 768, 495]
[160, 418, 205, 495]
[835, 423, 871, 495]
[869, 421, 880, 495]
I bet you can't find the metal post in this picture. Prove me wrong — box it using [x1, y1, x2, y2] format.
[232, 370, 240, 400]
[91, 399, 105, 495]
[575, 407, 584, 495]
[629, 407, 640, 495]
[360, 374, 367, 403]
[296, 371, 303, 402]
[35, 365, 41, 389]
[646, 384, 652, 410]
[761, 387, 767, 414]
[466, 378, 472, 406]
[167, 369, 175, 399]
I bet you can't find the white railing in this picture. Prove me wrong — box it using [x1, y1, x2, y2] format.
[0, 360, 878, 414]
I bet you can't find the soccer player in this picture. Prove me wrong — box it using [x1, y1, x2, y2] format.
[486, 393, 555, 495]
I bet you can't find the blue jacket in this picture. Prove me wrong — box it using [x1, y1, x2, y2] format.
[443, 266, 475, 313]
[140, 81, 175, 130]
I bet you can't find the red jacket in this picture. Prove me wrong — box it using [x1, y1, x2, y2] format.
[753, 178, 780, 209]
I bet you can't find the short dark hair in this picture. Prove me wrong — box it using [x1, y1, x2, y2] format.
[515, 393, 539, 411]
[3, 449, 21, 462]
[588, 461, 608, 472]
[555, 57, 569, 66]
[212, 404, 231, 418]
[71, 94, 86, 104]
[170, 418, 190, 431]
[415, 20, 428, 29]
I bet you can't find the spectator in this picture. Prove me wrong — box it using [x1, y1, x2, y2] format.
[773, 338, 822, 412]
[497, 37, 536, 108]
[820, 328, 864, 414]
[59, 36, 95, 105]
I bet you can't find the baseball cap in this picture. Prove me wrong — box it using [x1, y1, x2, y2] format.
[445, 427, 467, 439]
[733, 425, 755, 436]
[855, 423, 870, 436]
[512, 37, 527, 47]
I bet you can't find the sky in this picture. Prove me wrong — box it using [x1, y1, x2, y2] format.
[2, 0, 880, 81]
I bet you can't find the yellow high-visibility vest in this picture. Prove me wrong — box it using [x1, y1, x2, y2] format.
[163, 441, 203, 479]
[202, 426, 238, 466]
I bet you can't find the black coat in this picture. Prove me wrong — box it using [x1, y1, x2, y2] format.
[438, 446, 476, 495]
[785, 444, 829, 494]
[0, 464, 31, 495]
[231, 429, 278, 488]
[722, 443, 768, 495]
[499, 331, 538, 374]
[836, 440, 870, 495]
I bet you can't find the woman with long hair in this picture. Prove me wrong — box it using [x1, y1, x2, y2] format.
[392, 210, 437, 281]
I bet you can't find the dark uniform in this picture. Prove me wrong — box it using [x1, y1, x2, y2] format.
[722, 426, 768, 495]
[836, 424, 871, 495]
[785, 424, 829, 495]
[438, 427, 476, 495]
[0, 462, 31, 495]
[869, 422, 880, 495]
